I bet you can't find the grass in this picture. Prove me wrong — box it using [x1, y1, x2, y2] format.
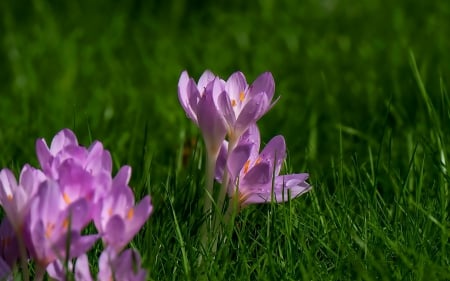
[1, 0, 450, 280]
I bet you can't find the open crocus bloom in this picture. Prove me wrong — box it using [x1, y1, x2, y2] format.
[0, 165, 46, 232]
[217, 125, 311, 207]
[93, 166, 153, 252]
[26, 181, 98, 268]
[217, 71, 276, 142]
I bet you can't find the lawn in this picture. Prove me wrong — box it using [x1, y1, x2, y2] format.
[1, 0, 450, 280]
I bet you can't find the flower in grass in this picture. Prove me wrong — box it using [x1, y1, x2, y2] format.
[0, 165, 46, 232]
[93, 166, 153, 252]
[73, 248, 147, 281]
[178, 70, 276, 152]
[178, 70, 227, 156]
[25, 180, 98, 268]
[217, 71, 276, 142]
[36, 128, 113, 204]
[216, 124, 311, 207]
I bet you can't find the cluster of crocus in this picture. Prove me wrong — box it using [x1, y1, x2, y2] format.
[178, 70, 312, 237]
[0, 129, 152, 281]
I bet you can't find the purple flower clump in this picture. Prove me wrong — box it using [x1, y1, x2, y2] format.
[0, 129, 152, 280]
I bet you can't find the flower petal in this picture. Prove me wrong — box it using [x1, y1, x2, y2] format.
[274, 173, 311, 200]
[50, 129, 78, 155]
[238, 124, 261, 160]
[234, 93, 269, 137]
[74, 254, 94, 281]
[248, 72, 275, 101]
[227, 143, 252, 181]
[104, 215, 126, 251]
[225, 71, 247, 103]
[215, 141, 228, 182]
[197, 83, 227, 155]
[241, 162, 271, 187]
[258, 135, 286, 175]
[178, 71, 198, 122]
[217, 91, 236, 131]
[197, 70, 216, 91]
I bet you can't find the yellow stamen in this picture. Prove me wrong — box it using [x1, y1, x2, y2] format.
[239, 91, 245, 102]
[127, 208, 134, 220]
[63, 192, 71, 204]
[7, 194, 13, 201]
[231, 99, 237, 107]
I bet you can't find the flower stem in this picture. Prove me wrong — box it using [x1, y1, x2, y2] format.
[216, 137, 237, 213]
[34, 264, 46, 281]
[199, 150, 218, 257]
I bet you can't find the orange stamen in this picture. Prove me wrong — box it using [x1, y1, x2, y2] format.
[45, 223, 55, 238]
[127, 208, 134, 220]
[63, 192, 71, 204]
[243, 160, 251, 174]
[231, 99, 237, 107]
[239, 91, 245, 102]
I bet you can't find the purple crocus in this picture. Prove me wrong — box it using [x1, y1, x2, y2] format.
[36, 129, 113, 204]
[93, 166, 152, 252]
[178, 70, 227, 156]
[74, 248, 147, 281]
[217, 71, 276, 142]
[0, 165, 46, 232]
[217, 125, 311, 207]
[26, 180, 98, 268]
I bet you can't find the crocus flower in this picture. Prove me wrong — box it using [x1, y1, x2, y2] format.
[178, 70, 227, 156]
[74, 248, 147, 281]
[26, 180, 98, 268]
[217, 71, 276, 143]
[36, 129, 112, 176]
[93, 166, 152, 252]
[217, 125, 311, 207]
[0, 165, 46, 232]
[35, 129, 113, 205]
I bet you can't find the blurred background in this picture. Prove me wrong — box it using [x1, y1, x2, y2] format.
[1, 0, 449, 185]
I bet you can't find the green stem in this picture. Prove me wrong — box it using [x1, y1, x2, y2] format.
[210, 136, 238, 254]
[199, 150, 218, 257]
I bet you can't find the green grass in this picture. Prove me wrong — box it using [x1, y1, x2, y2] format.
[1, 0, 450, 280]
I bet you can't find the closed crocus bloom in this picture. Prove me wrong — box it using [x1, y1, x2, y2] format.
[35, 129, 113, 206]
[93, 166, 152, 252]
[0, 165, 46, 232]
[36, 129, 112, 180]
[178, 70, 227, 156]
[217, 71, 276, 142]
[26, 181, 98, 268]
[97, 248, 147, 281]
[218, 125, 311, 208]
